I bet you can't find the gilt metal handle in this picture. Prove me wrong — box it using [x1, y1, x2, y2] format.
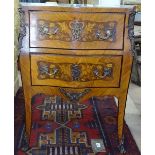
[93, 67, 112, 79]
[39, 64, 59, 76]
[96, 29, 112, 40]
[39, 24, 59, 36]
[96, 26, 116, 41]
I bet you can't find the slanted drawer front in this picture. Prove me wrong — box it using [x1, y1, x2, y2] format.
[29, 11, 125, 49]
[31, 54, 122, 88]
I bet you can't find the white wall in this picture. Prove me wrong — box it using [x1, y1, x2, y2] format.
[87, 0, 99, 4]
[99, 0, 121, 5]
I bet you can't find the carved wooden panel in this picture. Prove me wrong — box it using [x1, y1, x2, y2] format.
[31, 54, 122, 88]
[30, 11, 125, 49]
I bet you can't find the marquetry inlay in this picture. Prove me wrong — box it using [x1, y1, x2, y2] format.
[37, 61, 113, 82]
[37, 20, 117, 42]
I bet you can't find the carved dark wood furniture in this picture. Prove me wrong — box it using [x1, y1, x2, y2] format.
[131, 22, 141, 86]
[19, 3, 135, 153]
[72, 0, 87, 4]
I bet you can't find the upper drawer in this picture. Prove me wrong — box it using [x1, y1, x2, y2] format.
[29, 11, 125, 50]
[30, 54, 122, 88]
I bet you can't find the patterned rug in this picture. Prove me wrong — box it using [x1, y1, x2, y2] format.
[15, 88, 140, 155]
[14, 88, 25, 155]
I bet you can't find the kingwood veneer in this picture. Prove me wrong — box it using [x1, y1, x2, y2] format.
[19, 3, 135, 153]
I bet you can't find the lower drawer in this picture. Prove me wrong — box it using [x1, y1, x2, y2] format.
[30, 54, 122, 88]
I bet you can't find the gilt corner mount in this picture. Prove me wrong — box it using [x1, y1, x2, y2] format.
[18, 8, 27, 49]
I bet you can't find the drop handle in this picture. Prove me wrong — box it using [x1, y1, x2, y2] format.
[93, 67, 112, 78]
[96, 28, 115, 40]
[39, 24, 59, 35]
[50, 27, 59, 35]
[39, 64, 59, 76]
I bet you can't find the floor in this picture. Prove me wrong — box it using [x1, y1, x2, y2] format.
[125, 82, 141, 151]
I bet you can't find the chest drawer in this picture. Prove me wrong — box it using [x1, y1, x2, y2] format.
[29, 11, 125, 50]
[30, 54, 122, 88]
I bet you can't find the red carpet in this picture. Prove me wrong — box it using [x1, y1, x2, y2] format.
[15, 88, 140, 155]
